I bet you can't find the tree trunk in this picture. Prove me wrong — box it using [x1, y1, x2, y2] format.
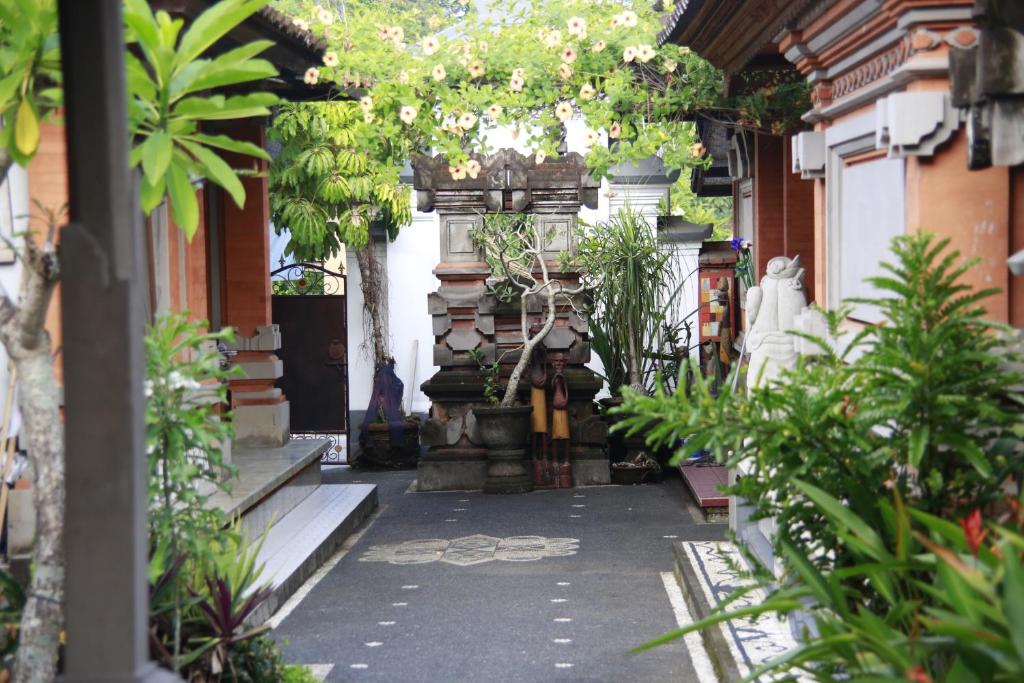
[0, 236, 64, 683]
[502, 285, 556, 408]
[355, 242, 388, 372]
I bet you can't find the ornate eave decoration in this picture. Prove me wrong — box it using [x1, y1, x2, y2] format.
[412, 149, 599, 214]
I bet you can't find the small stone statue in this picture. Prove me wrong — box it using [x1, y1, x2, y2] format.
[550, 352, 572, 489]
[745, 255, 806, 388]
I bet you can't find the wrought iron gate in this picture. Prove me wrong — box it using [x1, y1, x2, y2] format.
[271, 260, 349, 463]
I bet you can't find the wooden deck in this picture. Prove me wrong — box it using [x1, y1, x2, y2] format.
[678, 463, 729, 507]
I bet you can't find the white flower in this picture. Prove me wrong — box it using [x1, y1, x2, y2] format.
[510, 75, 525, 92]
[486, 103, 503, 118]
[359, 95, 373, 111]
[567, 16, 587, 38]
[400, 105, 417, 124]
[690, 142, 706, 158]
[317, 7, 334, 24]
[535, 150, 547, 164]
[478, 41, 489, 52]
[423, 36, 440, 56]
[680, 46, 691, 55]
[610, 14, 623, 28]
[303, 67, 320, 84]
[664, 59, 678, 72]
[623, 46, 638, 63]
[544, 30, 563, 49]
[363, 112, 374, 124]
[512, 67, 526, 79]
[584, 129, 599, 146]
[449, 164, 467, 180]
[579, 83, 596, 100]
[387, 26, 405, 42]
[293, 18, 309, 31]
[637, 45, 656, 63]
[555, 101, 573, 122]
[468, 61, 486, 78]
[398, 70, 410, 84]
[432, 63, 447, 81]
[466, 159, 482, 179]
[561, 46, 577, 64]
[323, 51, 339, 67]
[558, 63, 573, 80]
[592, 40, 606, 53]
[621, 10, 638, 27]
[609, 121, 622, 138]
[458, 112, 478, 129]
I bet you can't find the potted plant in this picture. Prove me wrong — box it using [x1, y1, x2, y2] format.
[470, 213, 586, 493]
[577, 207, 677, 471]
[610, 451, 662, 485]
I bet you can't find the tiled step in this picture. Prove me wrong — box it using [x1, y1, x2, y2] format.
[208, 439, 330, 541]
[247, 483, 378, 625]
[672, 540, 805, 682]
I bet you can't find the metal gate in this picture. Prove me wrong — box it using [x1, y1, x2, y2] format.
[271, 260, 349, 463]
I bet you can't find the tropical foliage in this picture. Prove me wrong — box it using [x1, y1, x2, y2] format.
[576, 207, 677, 394]
[125, 0, 280, 236]
[616, 233, 1024, 680]
[269, 100, 410, 259]
[273, 0, 807, 182]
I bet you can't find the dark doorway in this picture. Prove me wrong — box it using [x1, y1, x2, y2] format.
[271, 262, 349, 463]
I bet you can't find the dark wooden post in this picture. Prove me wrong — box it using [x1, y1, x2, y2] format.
[57, 1, 179, 680]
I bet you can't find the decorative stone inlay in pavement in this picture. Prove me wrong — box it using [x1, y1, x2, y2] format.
[358, 534, 579, 566]
[683, 541, 803, 680]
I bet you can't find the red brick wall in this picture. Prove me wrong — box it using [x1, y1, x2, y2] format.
[783, 139, 816, 302]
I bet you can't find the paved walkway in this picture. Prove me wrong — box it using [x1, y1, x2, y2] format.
[272, 467, 727, 682]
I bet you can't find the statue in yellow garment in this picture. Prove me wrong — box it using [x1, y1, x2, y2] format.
[551, 352, 572, 488]
[528, 321, 552, 487]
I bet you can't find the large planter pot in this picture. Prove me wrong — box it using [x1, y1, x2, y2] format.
[353, 418, 421, 469]
[611, 462, 662, 485]
[475, 405, 533, 494]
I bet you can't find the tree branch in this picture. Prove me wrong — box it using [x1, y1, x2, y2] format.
[18, 240, 59, 352]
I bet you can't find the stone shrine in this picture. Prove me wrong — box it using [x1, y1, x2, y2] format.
[413, 149, 606, 491]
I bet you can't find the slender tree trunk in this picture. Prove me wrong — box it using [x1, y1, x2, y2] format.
[0, 236, 64, 683]
[502, 285, 556, 408]
[355, 242, 388, 372]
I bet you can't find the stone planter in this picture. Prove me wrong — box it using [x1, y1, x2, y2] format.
[475, 405, 533, 494]
[353, 418, 421, 469]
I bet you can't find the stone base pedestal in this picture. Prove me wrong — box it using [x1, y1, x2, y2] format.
[233, 401, 290, 447]
[417, 447, 488, 491]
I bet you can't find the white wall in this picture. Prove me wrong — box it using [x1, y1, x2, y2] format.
[386, 199, 440, 414]
[0, 166, 27, 412]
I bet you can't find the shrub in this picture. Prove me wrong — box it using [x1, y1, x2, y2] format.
[617, 233, 1024, 679]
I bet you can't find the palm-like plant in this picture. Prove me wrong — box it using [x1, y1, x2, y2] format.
[577, 206, 675, 394]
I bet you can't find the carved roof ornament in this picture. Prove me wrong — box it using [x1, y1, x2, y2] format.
[412, 149, 599, 214]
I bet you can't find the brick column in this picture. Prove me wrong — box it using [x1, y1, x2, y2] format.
[219, 120, 289, 446]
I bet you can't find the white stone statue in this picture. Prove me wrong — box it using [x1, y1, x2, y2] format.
[744, 255, 807, 388]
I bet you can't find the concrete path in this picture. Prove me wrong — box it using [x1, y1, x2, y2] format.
[272, 467, 727, 682]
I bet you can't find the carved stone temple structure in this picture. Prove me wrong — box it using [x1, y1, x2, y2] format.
[412, 149, 608, 491]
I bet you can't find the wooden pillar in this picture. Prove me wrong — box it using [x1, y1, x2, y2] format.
[753, 133, 785, 279]
[783, 137, 816, 302]
[58, 1, 179, 680]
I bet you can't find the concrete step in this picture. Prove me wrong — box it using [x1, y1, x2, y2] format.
[208, 439, 330, 541]
[672, 540, 805, 682]
[247, 483, 378, 625]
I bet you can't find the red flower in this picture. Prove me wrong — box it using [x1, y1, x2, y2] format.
[906, 666, 932, 683]
[960, 508, 987, 556]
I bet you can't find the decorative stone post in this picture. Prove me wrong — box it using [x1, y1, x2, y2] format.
[414, 150, 605, 490]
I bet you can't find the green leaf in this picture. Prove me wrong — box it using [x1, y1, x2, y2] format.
[184, 132, 269, 160]
[174, 0, 268, 68]
[172, 92, 278, 121]
[139, 175, 166, 214]
[166, 161, 199, 238]
[908, 425, 928, 468]
[181, 140, 246, 208]
[0, 72, 22, 110]
[794, 479, 890, 561]
[1005, 546, 1024, 661]
[14, 97, 39, 157]
[139, 130, 173, 184]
